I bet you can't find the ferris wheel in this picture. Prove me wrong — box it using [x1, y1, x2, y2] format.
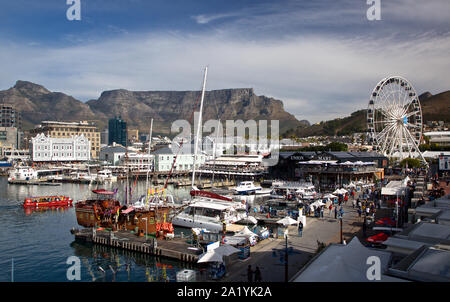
[367, 76, 427, 163]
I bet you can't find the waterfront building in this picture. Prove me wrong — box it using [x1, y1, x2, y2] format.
[108, 117, 127, 147]
[202, 136, 278, 158]
[30, 133, 91, 162]
[270, 151, 387, 189]
[0, 104, 21, 129]
[153, 146, 205, 172]
[30, 121, 100, 159]
[1, 149, 30, 162]
[99, 144, 127, 165]
[118, 152, 154, 172]
[424, 131, 450, 146]
[198, 154, 267, 177]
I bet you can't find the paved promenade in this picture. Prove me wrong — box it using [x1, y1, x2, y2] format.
[221, 199, 364, 282]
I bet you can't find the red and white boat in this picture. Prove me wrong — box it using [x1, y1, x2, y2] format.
[23, 195, 73, 208]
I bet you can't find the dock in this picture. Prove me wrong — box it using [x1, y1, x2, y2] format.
[71, 228, 201, 264]
[8, 179, 61, 186]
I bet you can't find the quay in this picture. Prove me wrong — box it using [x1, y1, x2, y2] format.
[8, 179, 61, 186]
[71, 228, 200, 264]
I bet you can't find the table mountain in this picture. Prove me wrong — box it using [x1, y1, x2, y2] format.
[0, 81, 305, 135]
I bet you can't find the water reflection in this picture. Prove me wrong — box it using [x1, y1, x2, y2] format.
[70, 241, 195, 282]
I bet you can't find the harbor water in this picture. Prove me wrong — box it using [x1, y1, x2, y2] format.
[0, 176, 201, 282]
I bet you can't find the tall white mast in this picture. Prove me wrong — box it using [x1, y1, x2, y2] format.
[145, 118, 153, 204]
[191, 67, 208, 188]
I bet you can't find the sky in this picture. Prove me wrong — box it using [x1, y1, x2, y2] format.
[0, 0, 449, 123]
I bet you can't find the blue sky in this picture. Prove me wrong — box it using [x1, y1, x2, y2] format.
[0, 0, 449, 123]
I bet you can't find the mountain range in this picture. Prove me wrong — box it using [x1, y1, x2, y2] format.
[1, 80, 447, 138]
[0, 81, 306, 136]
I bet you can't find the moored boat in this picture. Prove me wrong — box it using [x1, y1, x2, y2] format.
[23, 195, 73, 207]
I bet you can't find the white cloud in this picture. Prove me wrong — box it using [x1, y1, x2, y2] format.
[0, 0, 449, 124]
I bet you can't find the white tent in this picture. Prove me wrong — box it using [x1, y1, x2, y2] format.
[197, 251, 224, 263]
[214, 244, 241, 257]
[277, 216, 298, 226]
[236, 226, 258, 238]
[292, 237, 406, 282]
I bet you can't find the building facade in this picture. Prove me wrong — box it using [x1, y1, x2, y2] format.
[424, 131, 450, 147]
[30, 133, 91, 162]
[108, 117, 127, 147]
[30, 121, 100, 159]
[0, 104, 22, 129]
[99, 144, 126, 165]
[119, 152, 154, 171]
[0, 127, 18, 149]
[153, 147, 205, 172]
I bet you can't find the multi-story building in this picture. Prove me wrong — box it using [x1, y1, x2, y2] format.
[424, 131, 450, 147]
[99, 144, 127, 165]
[0, 127, 18, 149]
[30, 133, 91, 162]
[153, 146, 205, 172]
[108, 117, 127, 146]
[0, 104, 22, 129]
[30, 121, 100, 159]
[118, 152, 154, 172]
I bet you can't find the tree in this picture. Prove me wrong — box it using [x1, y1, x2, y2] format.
[400, 158, 421, 168]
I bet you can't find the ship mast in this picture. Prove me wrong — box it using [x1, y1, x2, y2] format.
[191, 67, 208, 189]
[145, 118, 153, 205]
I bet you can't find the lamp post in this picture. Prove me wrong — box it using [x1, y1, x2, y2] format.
[285, 232, 288, 282]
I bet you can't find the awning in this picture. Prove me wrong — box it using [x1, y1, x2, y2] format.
[121, 207, 135, 214]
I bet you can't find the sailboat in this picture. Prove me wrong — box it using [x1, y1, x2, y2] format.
[171, 67, 249, 231]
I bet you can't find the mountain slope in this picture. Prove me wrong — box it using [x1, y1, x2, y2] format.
[0, 81, 304, 135]
[0, 81, 97, 129]
[284, 90, 450, 137]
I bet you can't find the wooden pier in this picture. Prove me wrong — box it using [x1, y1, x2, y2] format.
[71, 228, 201, 264]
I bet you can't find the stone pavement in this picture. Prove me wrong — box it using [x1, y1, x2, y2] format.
[221, 198, 364, 282]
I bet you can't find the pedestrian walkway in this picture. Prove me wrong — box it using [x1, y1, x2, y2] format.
[221, 199, 363, 282]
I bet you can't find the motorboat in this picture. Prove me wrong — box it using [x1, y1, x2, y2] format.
[8, 167, 38, 182]
[232, 181, 263, 195]
[97, 169, 117, 182]
[171, 199, 249, 232]
[23, 195, 73, 208]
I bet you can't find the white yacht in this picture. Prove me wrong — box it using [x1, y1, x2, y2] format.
[171, 199, 248, 232]
[97, 169, 117, 182]
[270, 181, 317, 200]
[8, 167, 38, 182]
[232, 181, 264, 195]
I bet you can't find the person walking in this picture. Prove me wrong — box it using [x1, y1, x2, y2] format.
[298, 221, 303, 237]
[247, 265, 253, 282]
[334, 206, 338, 219]
[320, 206, 324, 218]
[254, 267, 262, 282]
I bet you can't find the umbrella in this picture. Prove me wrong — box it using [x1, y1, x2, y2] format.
[277, 216, 298, 226]
[366, 233, 389, 244]
[324, 193, 337, 199]
[197, 251, 224, 263]
[215, 244, 240, 256]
